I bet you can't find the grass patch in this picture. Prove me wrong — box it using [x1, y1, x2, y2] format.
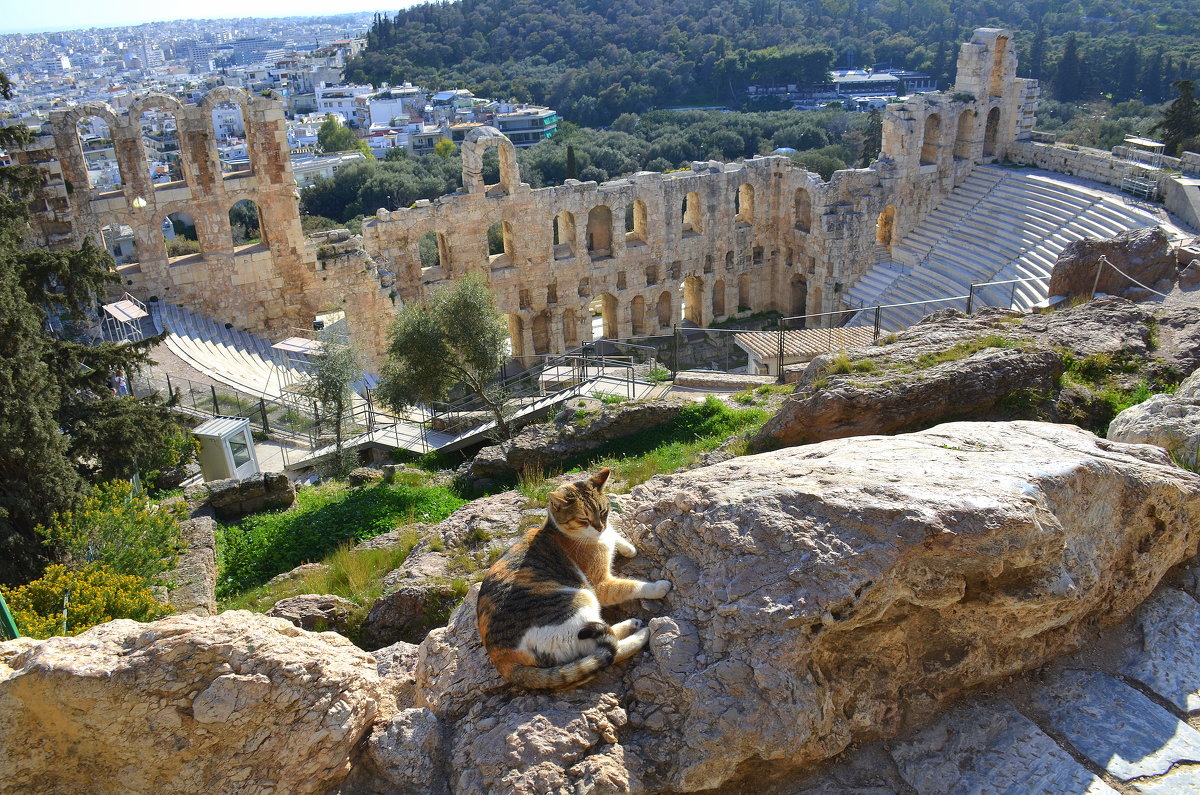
[911, 335, 1020, 369]
[217, 480, 465, 598]
[517, 465, 559, 507]
[561, 396, 770, 488]
[592, 391, 628, 405]
[826, 351, 879, 374]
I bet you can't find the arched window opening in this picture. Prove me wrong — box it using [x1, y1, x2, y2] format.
[725, 251, 734, 270]
[704, 255, 714, 274]
[794, 188, 813, 233]
[553, 211, 575, 259]
[790, 275, 808, 318]
[920, 113, 941, 166]
[683, 276, 704, 326]
[983, 108, 1001, 157]
[506, 314, 524, 358]
[101, 223, 138, 265]
[656, 291, 673, 329]
[736, 183, 755, 225]
[78, 115, 123, 192]
[488, 220, 514, 267]
[589, 293, 618, 339]
[229, 199, 262, 249]
[419, 231, 446, 270]
[141, 108, 181, 185]
[645, 264, 658, 286]
[587, 205, 612, 258]
[532, 312, 550, 355]
[626, 199, 648, 245]
[212, 100, 251, 176]
[738, 274, 751, 312]
[682, 191, 702, 235]
[954, 110, 976, 161]
[989, 36, 1009, 97]
[631, 295, 647, 335]
[876, 205, 897, 247]
[712, 279, 726, 318]
[163, 211, 199, 259]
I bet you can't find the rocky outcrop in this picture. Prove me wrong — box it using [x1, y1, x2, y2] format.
[267, 593, 357, 632]
[0, 612, 382, 794]
[347, 467, 386, 487]
[1048, 226, 1178, 300]
[205, 472, 295, 521]
[368, 421, 1200, 792]
[469, 397, 691, 480]
[1108, 368, 1200, 469]
[757, 298, 1200, 450]
[163, 516, 217, 616]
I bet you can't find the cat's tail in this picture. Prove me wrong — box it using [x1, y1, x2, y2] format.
[506, 622, 617, 690]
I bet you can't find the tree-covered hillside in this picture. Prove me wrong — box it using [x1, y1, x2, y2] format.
[347, 0, 1200, 125]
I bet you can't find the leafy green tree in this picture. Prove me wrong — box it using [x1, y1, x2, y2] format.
[434, 138, 458, 159]
[0, 73, 179, 586]
[377, 274, 514, 439]
[318, 114, 359, 153]
[1151, 80, 1200, 156]
[297, 329, 363, 476]
[1052, 34, 1083, 103]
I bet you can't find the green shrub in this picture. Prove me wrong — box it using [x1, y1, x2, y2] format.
[2, 564, 172, 639]
[37, 480, 186, 585]
[217, 481, 464, 597]
[592, 391, 628, 405]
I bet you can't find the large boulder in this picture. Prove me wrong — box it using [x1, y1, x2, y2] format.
[1048, 226, 1178, 301]
[267, 593, 357, 632]
[205, 472, 295, 521]
[1108, 368, 1200, 469]
[0, 612, 381, 794]
[367, 421, 1200, 792]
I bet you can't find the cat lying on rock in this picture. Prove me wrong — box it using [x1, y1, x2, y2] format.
[476, 468, 671, 689]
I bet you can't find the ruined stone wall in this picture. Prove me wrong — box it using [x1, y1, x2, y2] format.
[17, 28, 1032, 367]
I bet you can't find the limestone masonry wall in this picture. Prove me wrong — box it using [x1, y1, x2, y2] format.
[16, 28, 1032, 367]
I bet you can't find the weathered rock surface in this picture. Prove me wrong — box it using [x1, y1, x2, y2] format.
[267, 593, 357, 632]
[347, 466, 386, 487]
[366, 421, 1200, 791]
[361, 581, 464, 650]
[469, 397, 691, 479]
[373, 641, 420, 706]
[163, 515, 217, 616]
[1108, 368, 1200, 469]
[757, 298, 1200, 450]
[205, 471, 295, 521]
[0, 612, 381, 794]
[1048, 226, 1178, 300]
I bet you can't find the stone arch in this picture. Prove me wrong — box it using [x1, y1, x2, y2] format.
[631, 295, 647, 335]
[131, 93, 186, 187]
[989, 35, 1010, 98]
[531, 311, 550, 355]
[461, 126, 520, 196]
[487, 220, 514, 267]
[983, 107, 1001, 157]
[506, 314, 526, 358]
[202, 87, 256, 176]
[590, 293, 619, 339]
[794, 188, 813, 233]
[736, 183, 755, 225]
[682, 191, 702, 235]
[682, 275, 704, 326]
[101, 223, 138, 264]
[162, 210, 199, 259]
[626, 199, 648, 245]
[712, 279, 726, 318]
[229, 199, 263, 248]
[789, 274, 808, 317]
[920, 113, 941, 166]
[876, 204, 897, 246]
[738, 273, 751, 311]
[552, 211, 576, 259]
[656, 291, 674, 329]
[725, 251, 734, 270]
[954, 110, 976, 161]
[587, 205, 612, 257]
[75, 110, 125, 192]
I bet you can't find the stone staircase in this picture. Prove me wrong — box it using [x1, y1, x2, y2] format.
[151, 302, 312, 400]
[794, 559, 1200, 794]
[846, 165, 1180, 331]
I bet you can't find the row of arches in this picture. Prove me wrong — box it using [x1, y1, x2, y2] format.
[97, 200, 266, 264]
[920, 106, 1002, 166]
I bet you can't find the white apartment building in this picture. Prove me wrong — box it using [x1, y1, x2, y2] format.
[316, 82, 373, 121]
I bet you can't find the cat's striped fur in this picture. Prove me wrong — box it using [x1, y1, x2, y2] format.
[476, 468, 671, 689]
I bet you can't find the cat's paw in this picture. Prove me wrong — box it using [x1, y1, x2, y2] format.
[642, 579, 672, 599]
[615, 537, 637, 558]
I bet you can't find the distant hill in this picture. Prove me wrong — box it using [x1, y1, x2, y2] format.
[346, 0, 1200, 125]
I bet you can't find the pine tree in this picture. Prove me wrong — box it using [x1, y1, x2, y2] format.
[1151, 80, 1200, 157]
[1115, 43, 1139, 101]
[1052, 34, 1082, 102]
[1028, 23, 1047, 81]
[566, 145, 579, 181]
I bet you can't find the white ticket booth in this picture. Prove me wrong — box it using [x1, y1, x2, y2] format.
[193, 416, 260, 482]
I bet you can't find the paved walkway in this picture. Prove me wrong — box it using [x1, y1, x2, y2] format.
[791, 558, 1200, 794]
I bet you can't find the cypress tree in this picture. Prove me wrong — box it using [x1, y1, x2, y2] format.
[1052, 34, 1082, 102]
[1151, 80, 1200, 156]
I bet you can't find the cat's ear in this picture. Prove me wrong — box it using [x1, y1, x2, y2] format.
[547, 490, 569, 511]
[590, 468, 611, 490]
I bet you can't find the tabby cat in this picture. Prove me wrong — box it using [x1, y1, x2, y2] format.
[476, 468, 671, 689]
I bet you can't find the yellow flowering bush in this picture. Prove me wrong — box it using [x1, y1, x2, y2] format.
[37, 480, 186, 584]
[1, 564, 172, 639]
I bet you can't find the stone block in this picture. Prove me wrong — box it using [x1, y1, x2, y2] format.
[206, 472, 296, 521]
[1119, 586, 1200, 713]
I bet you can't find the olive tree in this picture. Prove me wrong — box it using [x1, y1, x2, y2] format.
[376, 274, 513, 439]
[297, 328, 363, 476]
